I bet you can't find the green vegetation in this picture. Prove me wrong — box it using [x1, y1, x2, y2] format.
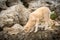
[50, 11, 57, 20]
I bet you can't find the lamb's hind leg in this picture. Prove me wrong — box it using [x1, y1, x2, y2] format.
[44, 19, 54, 30]
[44, 22, 49, 30]
[43, 11, 50, 30]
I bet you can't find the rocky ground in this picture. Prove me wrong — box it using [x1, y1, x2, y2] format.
[0, 0, 60, 40]
[0, 26, 60, 40]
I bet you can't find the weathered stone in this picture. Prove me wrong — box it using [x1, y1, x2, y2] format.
[54, 4, 60, 20]
[0, 4, 30, 28]
[3, 24, 23, 35]
[0, 26, 60, 40]
[0, 0, 8, 11]
[6, 0, 23, 7]
[0, 0, 60, 40]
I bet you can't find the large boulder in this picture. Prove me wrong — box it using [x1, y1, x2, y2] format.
[0, 4, 30, 28]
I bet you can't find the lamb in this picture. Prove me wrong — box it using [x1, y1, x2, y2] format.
[23, 7, 56, 33]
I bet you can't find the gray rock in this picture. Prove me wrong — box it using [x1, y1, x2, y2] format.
[54, 4, 60, 20]
[0, 0, 8, 11]
[6, 0, 23, 7]
[0, 26, 60, 40]
[3, 24, 23, 35]
[0, 0, 23, 11]
[25, 0, 59, 12]
[0, 4, 30, 28]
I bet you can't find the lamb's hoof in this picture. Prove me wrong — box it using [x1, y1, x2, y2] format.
[48, 27, 54, 30]
[34, 30, 37, 33]
[44, 26, 49, 30]
[44, 27, 54, 31]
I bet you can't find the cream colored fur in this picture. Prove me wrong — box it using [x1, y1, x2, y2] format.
[23, 7, 54, 33]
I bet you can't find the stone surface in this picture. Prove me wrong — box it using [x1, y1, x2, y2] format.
[0, 26, 60, 40]
[6, 0, 23, 7]
[0, 0, 60, 40]
[0, 0, 8, 11]
[0, 4, 30, 28]
[3, 24, 23, 35]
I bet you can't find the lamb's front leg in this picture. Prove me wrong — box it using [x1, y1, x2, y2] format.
[34, 19, 40, 32]
[34, 23, 39, 32]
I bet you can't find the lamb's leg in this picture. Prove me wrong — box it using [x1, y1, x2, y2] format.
[34, 24, 39, 32]
[43, 12, 50, 30]
[44, 22, 49, 30]
[34, 19, 40, 32]
[44, 19, 54, 30]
